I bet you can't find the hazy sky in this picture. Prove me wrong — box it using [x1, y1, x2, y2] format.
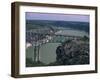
[26, 12, 89, 22]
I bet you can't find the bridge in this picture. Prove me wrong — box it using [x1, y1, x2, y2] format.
[26, 30, 83, 62]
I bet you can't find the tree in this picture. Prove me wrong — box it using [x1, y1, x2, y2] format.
[82, 36, 89, 41]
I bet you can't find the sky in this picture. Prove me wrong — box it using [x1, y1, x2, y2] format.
[26, 12, 89, 22]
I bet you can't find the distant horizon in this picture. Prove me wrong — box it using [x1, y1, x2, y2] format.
[26, 19, 89, 23]
[26, 12, 90, 22]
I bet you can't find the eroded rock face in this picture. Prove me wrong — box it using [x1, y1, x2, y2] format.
[56, 40, 89, 65]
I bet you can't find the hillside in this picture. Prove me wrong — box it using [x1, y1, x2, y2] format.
[26, 20, 89, 33]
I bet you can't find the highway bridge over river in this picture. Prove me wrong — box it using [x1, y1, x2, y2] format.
[26, 29, 89, 63]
